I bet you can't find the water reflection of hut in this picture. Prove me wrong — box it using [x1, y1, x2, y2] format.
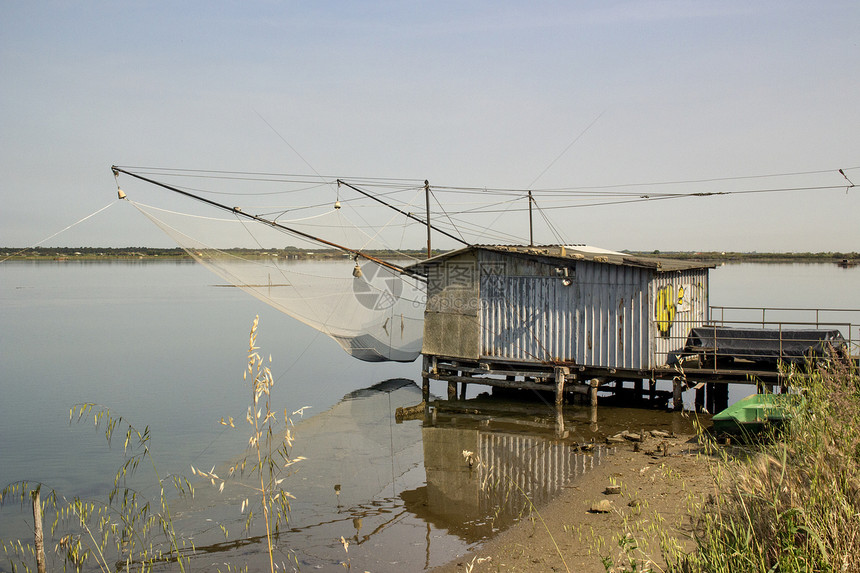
[408, 245, 713, 405]
[409, 425, 606, 541]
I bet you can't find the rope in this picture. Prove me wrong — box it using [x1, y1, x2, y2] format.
[527, 109, 606, 189]
[1, 201, 117, 263]
[430, 188, 468, 246]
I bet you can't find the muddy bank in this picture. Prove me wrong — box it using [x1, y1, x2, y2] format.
[431, 431, 715, 573]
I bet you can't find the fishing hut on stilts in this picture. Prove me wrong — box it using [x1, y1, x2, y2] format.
[407, 245, 854, 413]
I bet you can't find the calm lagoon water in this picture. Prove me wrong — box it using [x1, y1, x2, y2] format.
[0, 260, 857, 571]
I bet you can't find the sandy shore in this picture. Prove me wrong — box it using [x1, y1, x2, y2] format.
[431, 432, 716, 573]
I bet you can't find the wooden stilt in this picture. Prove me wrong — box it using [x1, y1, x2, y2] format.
[554, 367, 569, 406]
[706, 382, 716, 414]
[422, 355, 430, 414]
[673, 378, 683, 411]
[713, 382, 729, 413]
[33, 489, 46, 573]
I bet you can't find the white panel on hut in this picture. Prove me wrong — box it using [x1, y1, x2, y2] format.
[649, 268, 710, 368]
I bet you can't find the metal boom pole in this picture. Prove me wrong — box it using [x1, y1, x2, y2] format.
[111, 166, 423, 279]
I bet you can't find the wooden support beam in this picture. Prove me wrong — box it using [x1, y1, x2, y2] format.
[448, 381, 457, 401]
[554, 366, 569, 406]
[673, 378, 684, 411]
[422, 355, 430, 414]
[424, 372, 592, 395]
[589, 378, 601, 406]
[706, 382, 716, 414]
[33, 489, 46, 573]
[713, 382, 729, 413]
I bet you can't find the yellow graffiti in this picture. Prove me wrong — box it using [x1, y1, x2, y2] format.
[655, 285, 677, 338]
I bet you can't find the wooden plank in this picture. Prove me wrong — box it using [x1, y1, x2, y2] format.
[423, 372, 592, 394]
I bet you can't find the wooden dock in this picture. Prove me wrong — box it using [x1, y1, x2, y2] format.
[420, 351, 857, 414]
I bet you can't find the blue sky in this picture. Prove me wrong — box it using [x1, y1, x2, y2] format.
[2, 1, 858, 252]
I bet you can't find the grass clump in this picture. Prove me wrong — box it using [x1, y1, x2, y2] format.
[665, 354, 860, 572]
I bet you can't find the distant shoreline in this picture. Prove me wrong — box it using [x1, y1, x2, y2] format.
[2, 246, 858, 264]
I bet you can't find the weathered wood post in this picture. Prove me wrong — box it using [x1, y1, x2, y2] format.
[673, 377, 684, 411]
[713, 382, 729, 413]
[447, 380, 457, 401]
[33, 488, 46, 573]
[634, 379, 644, 402]
[422, 355, 431, 414]
[706, 382, 716, 414]
[695, 383, 705, 413]
[554, 366, 569, 406]
[589, 377, 600, 407]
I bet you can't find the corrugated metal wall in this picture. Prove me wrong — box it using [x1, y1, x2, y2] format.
[421, 249, 710, 368]
[479, 252, 652, 369]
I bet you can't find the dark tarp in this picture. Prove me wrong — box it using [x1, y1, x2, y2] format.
[684, 326, 846, 364]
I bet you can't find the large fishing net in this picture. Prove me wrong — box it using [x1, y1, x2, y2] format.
[117, 171, 429, 362]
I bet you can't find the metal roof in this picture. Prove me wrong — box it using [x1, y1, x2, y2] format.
[408, 244, 714, 273]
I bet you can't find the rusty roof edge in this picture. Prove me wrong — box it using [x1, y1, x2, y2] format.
[405, 245, 715, 272]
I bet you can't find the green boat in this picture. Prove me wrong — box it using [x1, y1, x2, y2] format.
[711, 393, 793, 435]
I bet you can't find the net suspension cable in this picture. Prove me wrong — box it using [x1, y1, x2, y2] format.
[112, 166, 424, 280]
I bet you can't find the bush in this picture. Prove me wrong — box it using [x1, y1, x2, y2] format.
[674, 354, 860, 572]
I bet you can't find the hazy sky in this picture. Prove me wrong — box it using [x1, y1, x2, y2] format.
[2, 1, 858, 252]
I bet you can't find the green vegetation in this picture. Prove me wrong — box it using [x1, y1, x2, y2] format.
[605, 353, 860, 572]
[628, 250, 860, 263]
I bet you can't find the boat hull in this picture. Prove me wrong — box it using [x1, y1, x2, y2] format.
[712, 393, 792, 435]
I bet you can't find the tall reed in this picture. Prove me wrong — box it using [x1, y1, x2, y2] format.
[662, 353, 860, 572]
[194, 315, 304, 573]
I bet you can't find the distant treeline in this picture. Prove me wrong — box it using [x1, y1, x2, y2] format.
[626, 250, 860, 263]
[2, 246, 858, 262]
[0, 246, 442, 260]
